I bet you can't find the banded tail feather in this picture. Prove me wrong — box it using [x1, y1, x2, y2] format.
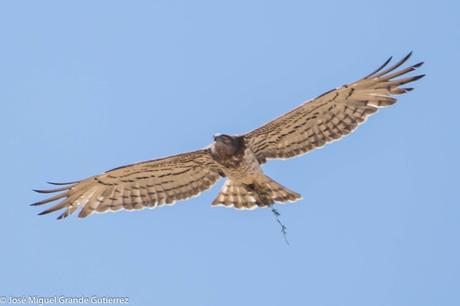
[212, 175, 301, 210]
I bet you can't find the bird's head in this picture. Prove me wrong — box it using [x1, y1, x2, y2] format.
[213, 133, 234, 144]
[211, 134, 244, 157]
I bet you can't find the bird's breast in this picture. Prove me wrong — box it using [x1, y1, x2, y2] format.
[218, 148, 262, 180]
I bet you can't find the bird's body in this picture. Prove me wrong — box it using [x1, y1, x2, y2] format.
[209, 134, 300, 209]
[33, 53, 424, 219]
[210, 135, 260, 180]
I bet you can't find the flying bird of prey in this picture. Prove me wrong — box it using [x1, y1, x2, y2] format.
[33, 53, 424, 219]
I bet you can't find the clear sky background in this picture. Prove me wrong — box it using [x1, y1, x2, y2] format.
[1, 1, 459, 305]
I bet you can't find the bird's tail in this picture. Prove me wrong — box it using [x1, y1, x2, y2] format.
[211, 175, 301, 210]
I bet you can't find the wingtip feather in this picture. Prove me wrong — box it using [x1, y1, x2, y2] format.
[57, 212, 67, 220]
[405, 51, 413, 60]
[46, 180, 79, 186]
[412, 74, 426, 81]
[364, 56, 393, 79]
[33, 186, 70, 194]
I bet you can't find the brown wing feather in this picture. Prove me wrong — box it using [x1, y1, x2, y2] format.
[244, 53, 424, 162]
[32, 149, 223, 219]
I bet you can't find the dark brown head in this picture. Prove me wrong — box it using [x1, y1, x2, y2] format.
[211, 134, 245, 159]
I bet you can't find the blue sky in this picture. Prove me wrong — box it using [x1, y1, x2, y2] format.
[1, 1, 459, 305]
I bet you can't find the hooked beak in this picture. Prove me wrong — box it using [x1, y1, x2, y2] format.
[213, 133, 222, 141]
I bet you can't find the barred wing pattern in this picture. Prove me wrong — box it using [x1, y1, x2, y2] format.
[32, 150, 223, 219]
[244, 53, 424, 162]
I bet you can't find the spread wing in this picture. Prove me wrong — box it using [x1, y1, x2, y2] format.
[32, 149, 223, 219]
[244, 53, 424, 162]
